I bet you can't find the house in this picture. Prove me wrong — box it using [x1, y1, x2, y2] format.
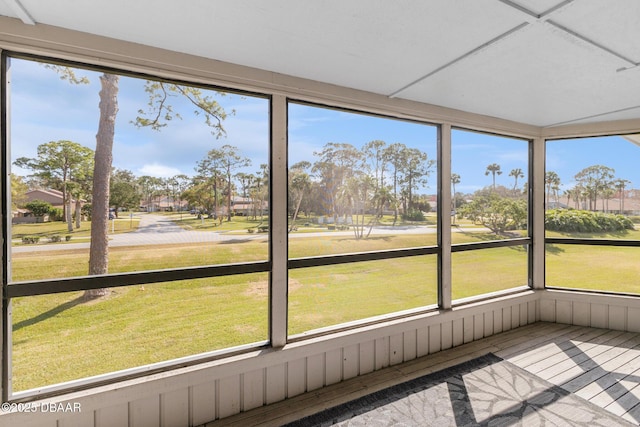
[2, 2, 640, 426]
[13, 188, 83, 223]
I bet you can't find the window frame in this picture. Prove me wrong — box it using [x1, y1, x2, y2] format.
[544, 135, 640, 293]
[1, 51, 274, 400]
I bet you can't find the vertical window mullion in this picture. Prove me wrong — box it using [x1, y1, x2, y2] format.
[438, 123, 452, 309]
[1, 50, 11, 401]
[531, 137, 545, 290]
[270, 94, 288, 347]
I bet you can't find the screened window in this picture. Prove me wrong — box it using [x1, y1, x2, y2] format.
[5, 55, 270, 393]
[287, 102, 438, 335]
[451, 129, 530, 300]
[545, 135, 640, 293]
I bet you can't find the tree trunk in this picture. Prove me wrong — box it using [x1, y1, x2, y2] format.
[75, 195, 82, 229]
[66, 194, 73, 232]
[85, 73, 119, 300]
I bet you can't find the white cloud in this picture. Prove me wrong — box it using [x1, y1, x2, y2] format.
[137, 163, 182, 178]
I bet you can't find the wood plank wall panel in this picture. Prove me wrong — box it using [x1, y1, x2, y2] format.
[590, 304, 608, 329]
[286, 359, 306, 399]
[265, 364, 286, 405]
[403, 330, 417, 362]
[342, 344, 359, 380]
[416, 326, 429, 357]
[374, 337, 390, 370]
[389, 333, 404, 366]
[1, 294, 541, 427]
[160, 389, 189, 427]
[540, 291, 640, 333]
[609, 305, 627, 331]
[217, 376, 241, 419]
[358, 341, 375, 375]
[58, 411, 95, 427]
[325, 349, 343, 386]
[627, 307, 640, 332]
[241, 369, 264, 412]
[129, 395, 160, 427]
[95, 403, 128, 427]
[190, 382, 216, 426]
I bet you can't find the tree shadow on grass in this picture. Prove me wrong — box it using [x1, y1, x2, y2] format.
[13, 296, 84, 332]
[334, 236, 394, 242]
[545, 244, 565, 255]
[219, 238, 255, 244]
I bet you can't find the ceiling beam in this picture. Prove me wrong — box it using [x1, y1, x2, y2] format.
[2, 0, 35, 25]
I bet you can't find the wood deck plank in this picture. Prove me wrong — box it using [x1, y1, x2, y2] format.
[203, 323, 640, 426]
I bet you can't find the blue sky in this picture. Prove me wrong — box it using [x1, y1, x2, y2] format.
[8, 56, 640, 195]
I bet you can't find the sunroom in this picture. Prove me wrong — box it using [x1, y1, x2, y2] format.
[1, 1, 640, 426]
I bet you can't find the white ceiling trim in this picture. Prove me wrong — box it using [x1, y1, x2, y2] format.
[2, 0, 34, 25]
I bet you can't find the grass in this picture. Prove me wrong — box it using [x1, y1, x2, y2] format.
[12, 217, 140, 244]
[9, 225, 640, 391]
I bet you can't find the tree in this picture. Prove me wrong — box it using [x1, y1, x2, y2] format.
[484, 163, 502, 190]
[110, 169, 141, 215]
[362, 140, 387, 189]
[10, 174, 28, 211]
[137, 175, 164, 213]
[199, 145, 250, 221]
[615, 179, 631, 214]
[14, 140, 94, 232]
[451, 173, 461, 224]
[342, 173, 376, 239]
[509, 168, 524, 192]
[545, 171, 560, 209]
[25, 200, 53, 217]
[383, 143, 407, 223]
[288, 161, 311, 231]
[574, 165, 615, 211]
[459, 192, 527, 235]
[86, 73, 119, 298]
[313, 142, 363, 224]
[46, 65, 229, 299]
[400, 147, 432, 214]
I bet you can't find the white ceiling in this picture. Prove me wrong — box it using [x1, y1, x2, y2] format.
[1, 0, 640, 128]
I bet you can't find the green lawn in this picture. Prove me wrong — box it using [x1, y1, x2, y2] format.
[12, 217, 140, 244]
[9, 227, 640, 391]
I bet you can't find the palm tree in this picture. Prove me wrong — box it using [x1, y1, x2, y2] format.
[451, 173, 460, 225]
[509, 168, 524, 192]
[615, 178, 631, 214]
[545, 171, 560, 209]
[485, 163, 502, 190]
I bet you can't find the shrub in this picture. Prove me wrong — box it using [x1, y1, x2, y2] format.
[25, 199, 52, 217]
[628, 215, 640, 224]
[49, 235, 62, 243]
[21, 236, 40, 244]
[81, 203, 92, 220]
[49, 208, 64, 221]
[459, 193, 527, 234]
[402, 209, 425, 221]
[545, 209, 634, 233]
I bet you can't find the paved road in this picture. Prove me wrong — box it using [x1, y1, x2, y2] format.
[11, 213, 460, 253]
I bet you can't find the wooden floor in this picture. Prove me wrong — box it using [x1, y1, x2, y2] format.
[205, 323, 640, 426]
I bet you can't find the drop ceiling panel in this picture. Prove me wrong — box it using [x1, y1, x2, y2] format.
[505, 0, 569, 16]
[1, 0, 640, 128]
[8, 0, 528, 97]
[397, 22, 638, 126]
[550, 0, 640, 62]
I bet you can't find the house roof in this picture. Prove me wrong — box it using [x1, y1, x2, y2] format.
[1, 1, 640, 130]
